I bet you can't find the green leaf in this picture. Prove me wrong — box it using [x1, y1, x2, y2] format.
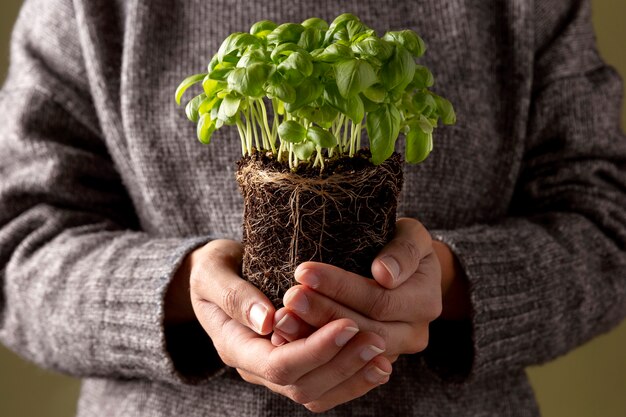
[329, 27, 349, 43]
[417, 114, 434, 133]
[346, 20, 369, 40]
[433, 94, 456, 125]
[227, 63, 271, 97]
[360, 93, 380, 113]
[301, 17, 328, 31]
[298, 28, 323, 52]
[237, 48, 270, 68]
[218, 93, 242, 120]
[412, 92, 437, 115]
[383, 30, 426, 57]
[217, 33, 261, 62]
[311, 61, 332, 78]
[312, 43, 354, 63]
[329, 13, 360, 29]
[295, 105, 339, 129]
[208, 61, 235, 81]
[197, 113, 217, 144]
[326, 13, 360, 43]
[278, 51, 314, 82]
[267, 23, 305, 45]
[293, 141, 316, 160]
[381, 45, 416, 92]
[335, 59, 377, 98]
[405, 121, 433, 164]
[412, 65, 434, 88]
[270, 43, 306, 63]
[278, 120, 307, 143]
[185, 94, 206, 122]
[198, 95, 220, 115]
[210, 98, 222, 120]
[175, 73, 207, 105]
[267, 74, 297, 103]
[202, 76, 225, 98]
[284, 78, 324, 112]
[351, 37, 393, 61]
[324, 83, 364, 123]
[363, 84, 386, 103]
[366, 103, 401, 165]
[250, 20, 277, 36]
[307, 125, 337, 148]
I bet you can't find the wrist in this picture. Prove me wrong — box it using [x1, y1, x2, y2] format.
[164, 249, 198, 326]
[432, 240, 471, 321]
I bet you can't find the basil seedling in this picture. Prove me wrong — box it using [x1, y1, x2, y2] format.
[176, 14, 455, 169]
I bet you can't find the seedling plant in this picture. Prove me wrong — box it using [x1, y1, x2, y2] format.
[176, 13, 455, 171]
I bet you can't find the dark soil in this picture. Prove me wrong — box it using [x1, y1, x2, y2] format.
[236, 150, 404, 307]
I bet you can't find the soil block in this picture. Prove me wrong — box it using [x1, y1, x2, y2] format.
[236, 150, 404, 307]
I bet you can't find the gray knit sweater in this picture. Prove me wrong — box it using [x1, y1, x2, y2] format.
[1, 0, 625, 416]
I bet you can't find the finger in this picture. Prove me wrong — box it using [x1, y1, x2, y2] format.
[283, 286, 425, 355]
[190, 239, 275, 334]
[294, 262, 422, 322]
[264, 319, 360, 385]
[371, 217, 433, 289]
[304, 356, 392, 413]
[292, 331, 386, 404]
[239, 331, 387, 408]
[192, 299, 275, 369]
[271, 332, 288, 346]
[273, 307, 316, 342]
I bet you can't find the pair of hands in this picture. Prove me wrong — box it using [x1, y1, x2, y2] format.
[166, 218, 465, 413]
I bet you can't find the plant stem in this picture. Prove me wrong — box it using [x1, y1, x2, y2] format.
[342, 117, 350, 155]
[349, 120, 355, 157]
[248, 100, 261, 152]
[257, 99, 276, 154]
[245, 103, 253, 155]
[333, 113, 345, 154]
[236, 118, 247, 156]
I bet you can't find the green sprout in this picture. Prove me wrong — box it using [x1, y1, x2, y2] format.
[176, 13, 455, 170]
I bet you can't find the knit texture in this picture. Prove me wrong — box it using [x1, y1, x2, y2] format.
[1, 0, 625, 416]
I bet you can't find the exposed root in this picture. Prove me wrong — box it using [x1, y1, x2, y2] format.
[236, 152, 403, 307]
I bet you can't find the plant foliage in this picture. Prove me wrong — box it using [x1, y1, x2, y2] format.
[176, 13, 455, 169]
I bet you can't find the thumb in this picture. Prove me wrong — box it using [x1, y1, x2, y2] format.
[371, 218, 433, 289]
[190, 239, 275, 334]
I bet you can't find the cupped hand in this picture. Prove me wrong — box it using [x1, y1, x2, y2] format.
[184, 239, 392, 412]
[272, 218, 444, 360]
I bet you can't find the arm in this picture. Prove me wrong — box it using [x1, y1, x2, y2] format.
[0, 0, 217, 384]
[274, 0, 626, 382]
[427, 0, 626, 379]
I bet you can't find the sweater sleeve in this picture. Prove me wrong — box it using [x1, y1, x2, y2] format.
[0, 0, 220, 384]
[425, 0, 626, 381]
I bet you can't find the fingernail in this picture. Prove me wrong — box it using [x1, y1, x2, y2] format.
[250, 303, 268, 334]
[285, 289, 309, 313]
[365, 366, 391, 384]
[295, 270, 320, 289]
[379, 256, 400, 282]
[360, 345, 385, 362]
[275, 313, 299, 334]
[335, 326, 359, 347]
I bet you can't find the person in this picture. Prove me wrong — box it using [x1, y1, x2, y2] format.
[0, 0, 625, 416]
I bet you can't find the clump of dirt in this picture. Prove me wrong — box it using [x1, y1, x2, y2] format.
[236, 150, 403, 307]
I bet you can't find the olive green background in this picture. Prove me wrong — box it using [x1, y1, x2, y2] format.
[1, 1, 625, 416]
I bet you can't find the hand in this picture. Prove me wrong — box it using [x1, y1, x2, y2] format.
[272, 218, 468, 359]
[169, 239, 393, 413]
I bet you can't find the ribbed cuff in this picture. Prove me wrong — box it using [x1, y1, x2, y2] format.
[98, 236, 218, 384]
[428, 220, 560, 382]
